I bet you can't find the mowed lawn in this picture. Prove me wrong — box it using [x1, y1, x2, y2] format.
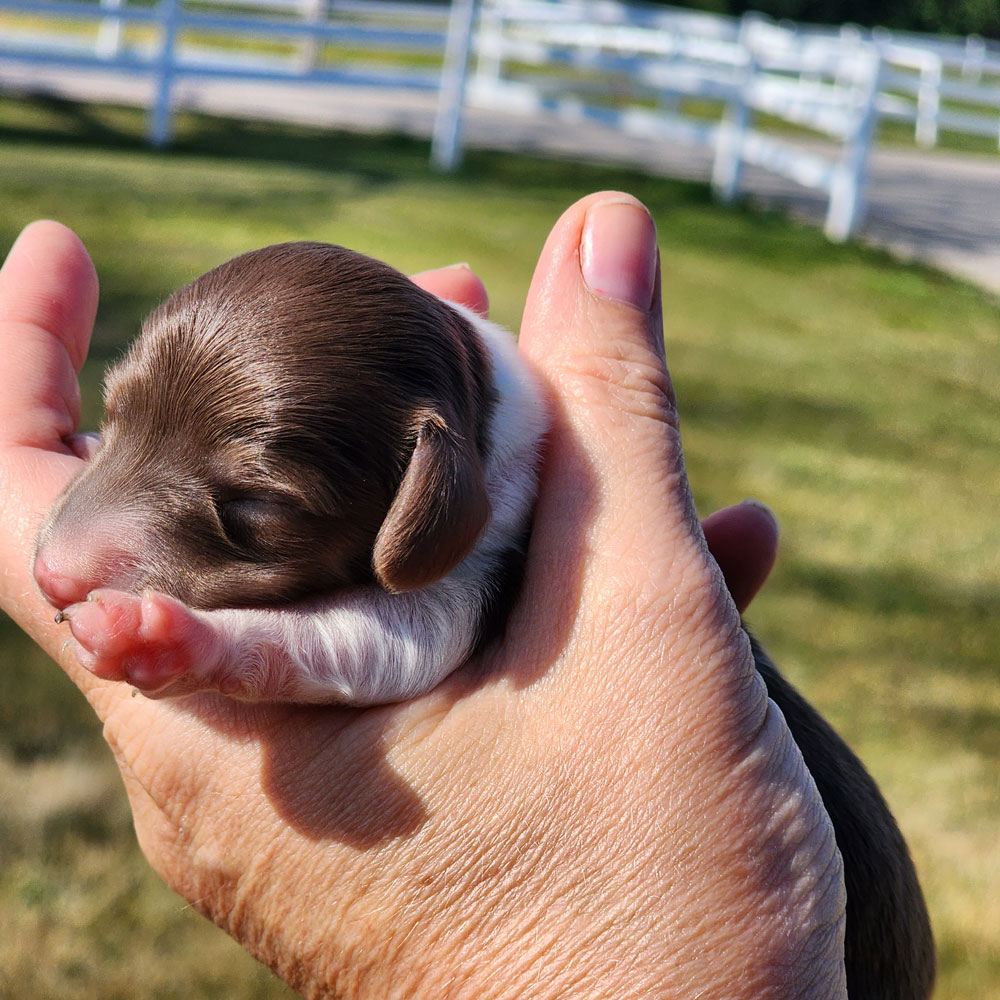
[0, 93, 997, 999]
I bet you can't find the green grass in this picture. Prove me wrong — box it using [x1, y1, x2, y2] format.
[1, 92, 999, 998]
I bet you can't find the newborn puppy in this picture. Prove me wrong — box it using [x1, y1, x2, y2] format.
[34, 242, 546, 703]
[34, 241, 933, 998]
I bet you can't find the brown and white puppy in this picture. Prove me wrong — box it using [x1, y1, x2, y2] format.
[34, 242, 933, 998]
[34, 242, 545, 703]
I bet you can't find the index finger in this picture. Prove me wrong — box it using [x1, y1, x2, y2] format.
[0, 221, 99, 448]
[0, 221, 100, 678]
[0, 221, 98, 372]
[410, 262, 490, 317]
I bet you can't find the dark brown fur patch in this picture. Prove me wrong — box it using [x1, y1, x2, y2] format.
[43, 242, 496, 608]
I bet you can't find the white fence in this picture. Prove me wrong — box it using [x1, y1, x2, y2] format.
[0, 0, 454, 146]
[1, 0, 997, 240]
[443, 0, 999, 238]
[452, 1, 891, 239]
[874, 30, 1000, 147]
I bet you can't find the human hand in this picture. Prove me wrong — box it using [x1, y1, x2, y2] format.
[0, 200, 843, 999]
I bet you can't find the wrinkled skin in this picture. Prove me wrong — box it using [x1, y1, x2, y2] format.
[0, 195, 845, 999]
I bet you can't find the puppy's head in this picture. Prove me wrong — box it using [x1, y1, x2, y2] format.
[34, 242, 494, 610]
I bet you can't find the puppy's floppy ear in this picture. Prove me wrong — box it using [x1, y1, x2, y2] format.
[373, 409, 490, 593]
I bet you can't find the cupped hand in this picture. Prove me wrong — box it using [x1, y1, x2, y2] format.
[0, 203, 843, 1000]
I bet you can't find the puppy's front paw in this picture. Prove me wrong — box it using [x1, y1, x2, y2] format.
[59, 588, 213, 694]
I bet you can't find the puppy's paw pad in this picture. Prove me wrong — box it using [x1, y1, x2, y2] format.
[122, 649, 192, 692]
[62, 589, 203, 692]
[64, 589, 145, 658]
[137, 590, 198, 645]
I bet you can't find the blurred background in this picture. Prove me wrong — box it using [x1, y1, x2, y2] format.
[0, 1, 998, 997]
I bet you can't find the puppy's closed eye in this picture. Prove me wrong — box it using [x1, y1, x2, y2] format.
[216, 494, 304, 552]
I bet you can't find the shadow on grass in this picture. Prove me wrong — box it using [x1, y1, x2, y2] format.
[914, 703, 1000, 762]
[1, 91, 710, 198]
[0, 92, 148, 153]
[761, 556, 1000, 763]
[0, 91, 900, 264]
[781, 559, 998, 633]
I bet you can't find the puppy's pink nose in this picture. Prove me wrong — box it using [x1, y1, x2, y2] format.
[33, 552, 92, 610]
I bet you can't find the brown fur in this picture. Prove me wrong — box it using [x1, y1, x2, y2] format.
[38, 242, 496, 609]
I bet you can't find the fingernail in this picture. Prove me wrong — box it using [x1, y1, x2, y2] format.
[581, 198, 658, 311]
[443, 262, 472, 271]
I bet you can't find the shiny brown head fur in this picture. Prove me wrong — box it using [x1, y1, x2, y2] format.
[35, 242, 495, 609]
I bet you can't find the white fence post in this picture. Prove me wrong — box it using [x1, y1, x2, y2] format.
[96, 0, 125, 60]
[711, 13, 755, 203]
[150, 0, 181, 147]
[431, 0, 477, 171]
[825, 46, 882, 241]
[473, 0, 503, 92]
[297, 0, 326, 73]
[962, 34, 986, 80]
[915, 52, 942, 147]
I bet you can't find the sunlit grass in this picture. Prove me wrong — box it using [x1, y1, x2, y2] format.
[0, 92, 998, 998]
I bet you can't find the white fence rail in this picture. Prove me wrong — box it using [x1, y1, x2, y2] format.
[453, 0, 890, 238]
[0, 0, 454, 145]
[1, 0, 997, 241]
[876, 34, 1000, 147]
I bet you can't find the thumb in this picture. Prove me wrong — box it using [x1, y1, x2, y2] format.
[518, 193, 710, 613]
